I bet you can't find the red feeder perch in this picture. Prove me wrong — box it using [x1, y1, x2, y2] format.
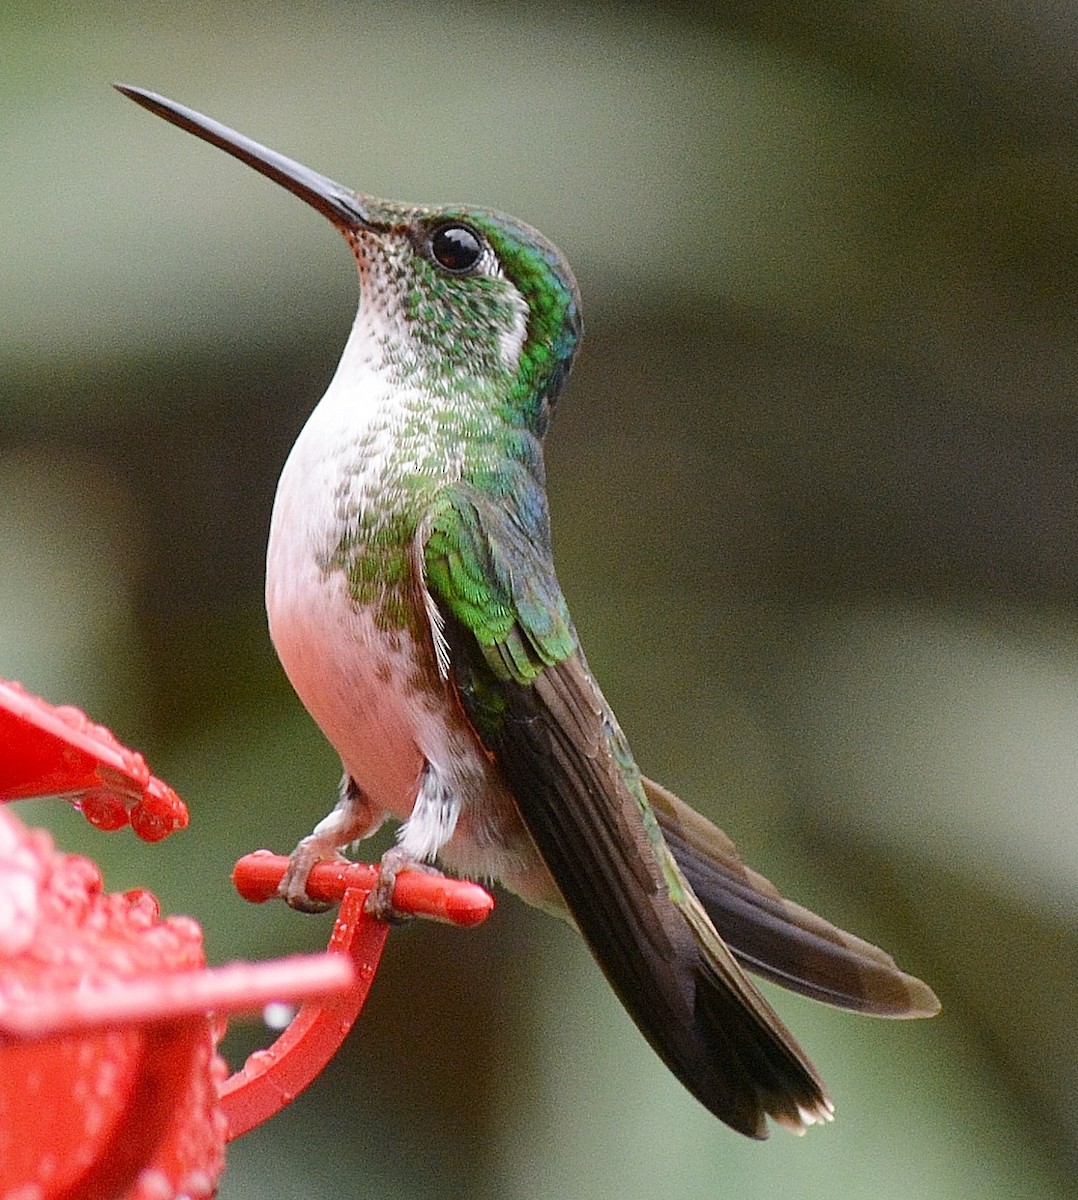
[0, 680, 494, 1199]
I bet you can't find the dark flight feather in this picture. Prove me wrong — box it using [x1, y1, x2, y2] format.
[645, 778, 939, 1017]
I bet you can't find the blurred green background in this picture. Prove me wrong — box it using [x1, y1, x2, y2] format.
[4, 2, 1076, 1197]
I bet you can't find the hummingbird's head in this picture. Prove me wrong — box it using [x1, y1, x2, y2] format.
[115, 85, 582, 438]
[339, 199, 582, 435]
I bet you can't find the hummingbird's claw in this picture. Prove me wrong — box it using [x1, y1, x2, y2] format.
[365, 848, 444, 923]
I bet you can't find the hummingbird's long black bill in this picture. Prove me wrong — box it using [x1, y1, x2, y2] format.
[114, 84, 372, 232]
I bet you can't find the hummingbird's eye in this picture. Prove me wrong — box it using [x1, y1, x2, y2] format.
[429, 224, 484, 274]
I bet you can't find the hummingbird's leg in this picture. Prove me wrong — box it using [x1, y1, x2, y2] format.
[280, 774, 385, 912]
[365, 762, 456, 921]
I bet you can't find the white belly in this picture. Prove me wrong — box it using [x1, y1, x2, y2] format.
[267, 552, 426, 817]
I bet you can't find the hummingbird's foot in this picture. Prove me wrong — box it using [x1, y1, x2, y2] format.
[365, 847, 444, 923]
[278, 840, 350, 913]
[365, 760, 457, 920]
[279, 776, 385, 912]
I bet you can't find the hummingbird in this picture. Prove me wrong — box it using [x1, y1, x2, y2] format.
[117, 84, 940, 1140]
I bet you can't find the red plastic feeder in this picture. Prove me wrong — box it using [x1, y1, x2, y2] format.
[0, 680, 494, 1199]
[0, 679, 189, 844]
